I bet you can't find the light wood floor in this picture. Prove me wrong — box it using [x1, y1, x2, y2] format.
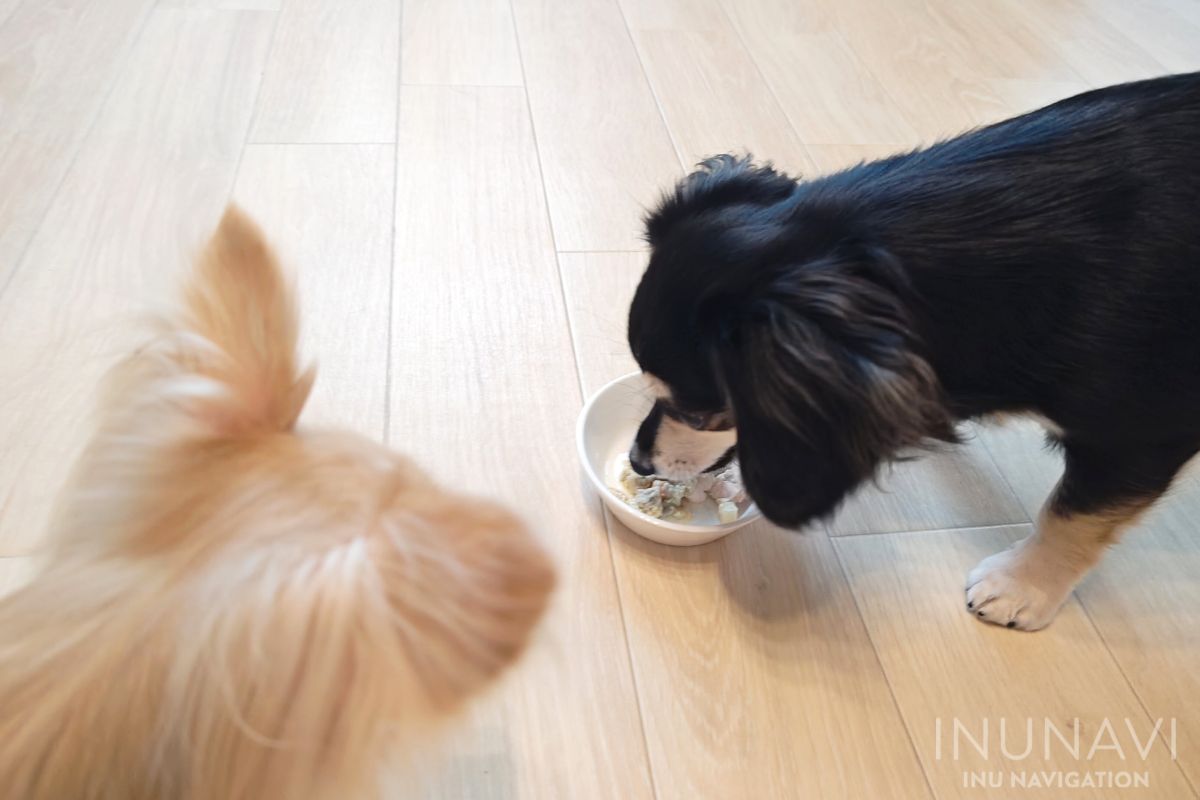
[2, 1, 1198, 797]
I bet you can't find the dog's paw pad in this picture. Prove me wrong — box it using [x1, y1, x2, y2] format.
[964, 546, 1073, 632]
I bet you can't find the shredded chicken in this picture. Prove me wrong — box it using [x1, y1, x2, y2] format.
[613, 455, 746, 523]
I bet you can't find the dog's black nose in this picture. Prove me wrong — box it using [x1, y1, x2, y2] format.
[629, 448, 655, 476]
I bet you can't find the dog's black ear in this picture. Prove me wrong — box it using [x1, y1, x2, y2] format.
[645, 154, 797, 247]
[717, 338, 857, 527]
[711, 250, 955, 528]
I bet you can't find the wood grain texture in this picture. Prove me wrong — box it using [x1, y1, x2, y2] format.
[836, 526, 1196, 799]
[401, 0, 521, 86]
[915, 0, 1081, 84]
[979, 417, 1200, 790]
[987, 78, 1093, 118]
[158, 0, 280, 8]
[610, 522, 933, 799]
[974, 419, 1063, 518]
[231, 144, 394, 435]
[745, 29, 920, 146]
[721, 0, 919, 146]
[559, 252, 643, 397]
[1079, 0, 1200, 74]
[392, 85, 654, 799]
[618, 0, 727, 32]
[511, 0, 680, 251]
[825, 431, 1030, 537]
[628, 26, 815, 173]
[1078, 496, 1200, 791]
[0, 0, 19, 28]
[827, 0, 1015, 141]
[986, 0, 1168, 88]
[249, 0, 399, 143]
[1, 1, 1199, 796]
[561, 251, 932, 799]
[0, 557, 35, 599]
[0, 8, 274, 556]
[0, 0, 153, 285]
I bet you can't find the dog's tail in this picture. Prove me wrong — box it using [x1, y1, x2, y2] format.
[0, 207, 555, 799]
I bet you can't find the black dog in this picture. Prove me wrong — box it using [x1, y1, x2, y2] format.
[626, 72, 1200, 631]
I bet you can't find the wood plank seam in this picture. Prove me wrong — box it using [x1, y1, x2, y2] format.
[604, 7, 934, 793]
[710, 0, 824, 174]
[830, 541, 939, 800]
[974, 428, 1043, 522]
[240, 2, 286, 146]
[960, 414, 1200, 709]
[716, 0, 916, 149]
[226, 6, 284, 208]
[611, 0, 688, 173]
[382, 0, 405, 446]
[596, 514, 667, 800]
[835, 517, 1197, 784]
[508, 2, 662, 794]
[1073, 590, 1200, 798]
[0, 0, 159, 302]
[506, 0, 583, 401]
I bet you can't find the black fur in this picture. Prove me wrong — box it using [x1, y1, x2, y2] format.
[627, 72, 1200, 528]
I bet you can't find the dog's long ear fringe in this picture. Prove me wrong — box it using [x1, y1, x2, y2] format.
[180, 206, 314, 435]
[713, 250, 957, 526]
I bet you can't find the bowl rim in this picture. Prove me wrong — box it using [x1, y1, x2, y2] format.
[576, 371, 761, 534]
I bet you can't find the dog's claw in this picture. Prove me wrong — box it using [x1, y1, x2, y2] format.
[964, 540, 1077, 632]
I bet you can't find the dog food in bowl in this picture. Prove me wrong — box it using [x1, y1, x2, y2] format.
[577, 371, 761, 546]
[612, 455, 746, 523]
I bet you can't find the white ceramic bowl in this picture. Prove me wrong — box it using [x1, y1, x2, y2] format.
[577, 371, 761, 546]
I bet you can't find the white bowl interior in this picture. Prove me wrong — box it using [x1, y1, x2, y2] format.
[577, 372, 760, 546]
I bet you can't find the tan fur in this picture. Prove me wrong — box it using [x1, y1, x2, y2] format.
[0, 207, 555, 799]
[1041, 498, 1149, 553]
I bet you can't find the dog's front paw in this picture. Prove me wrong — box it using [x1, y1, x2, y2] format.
[964, 540, 1077, 631]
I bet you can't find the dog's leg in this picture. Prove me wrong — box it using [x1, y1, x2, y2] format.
[965, 499, 1148, 631]
[965, 439, 1197, 631]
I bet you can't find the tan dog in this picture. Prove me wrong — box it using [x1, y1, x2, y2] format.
[0, 208, 555, 799]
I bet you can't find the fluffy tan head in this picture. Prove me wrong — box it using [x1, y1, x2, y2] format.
[0, 208, 555, 799]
